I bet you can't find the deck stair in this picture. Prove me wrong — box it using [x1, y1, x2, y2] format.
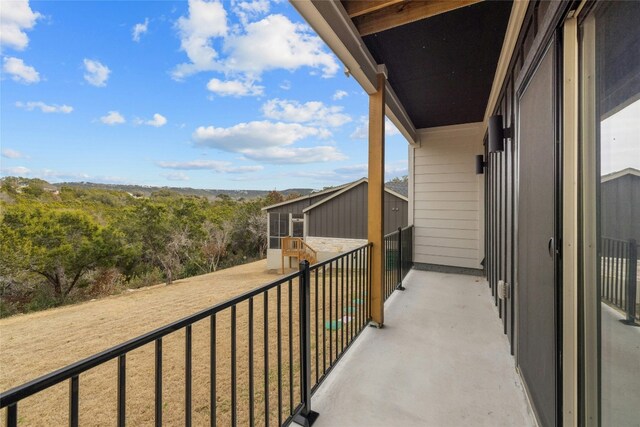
[281, 237, 318, 273]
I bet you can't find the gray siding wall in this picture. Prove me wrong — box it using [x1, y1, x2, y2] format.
[307, 182, 408, 239]
[601, 174, 640, 242]
[267, 190, 340, 215]
[412, 123, 484, 269]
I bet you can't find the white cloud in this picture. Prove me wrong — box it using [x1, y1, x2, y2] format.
[262, 99, 351, 127]
[242, 146, 346, 164]
[206, 77, 263, 97]
[83, 59, 110, 87]
[162, 172, 190, 181]
[148, 113, 167, 127]
[132, 18, 149, 42]
[0, 166, 31, 176]
[192, 120, 344, 164]
[41, 169, 91, 180]
[194, 121, 329, 151]
[223, 14, 339, 78]
[172, 0, 228, 79]
[279, 80, 291, 90]
[332, 90, 348, 100]
[232, 0, 270, 25]
[291, 161, 408, 182]
[2, 56, 39, 83]
[225, 165, 263, 173]
[0, 0, 41, 51]
[16, 101, 73, 113]
[1, 148, 26, 159]
[172, 6, 339, 85]
[157, 159, 263, 173]
[350, 116, 401, 139]
[100, 111, 125, 125]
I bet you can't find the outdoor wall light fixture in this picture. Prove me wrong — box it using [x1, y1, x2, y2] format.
[488, 114, 512, 153]
[475, 154, 487, 175]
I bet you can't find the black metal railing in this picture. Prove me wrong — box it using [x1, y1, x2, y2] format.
[400, 226, 413, 282]
[601, 237, 639, 324]
[308, 244, 371, 396]
[0, 244, 374, 427]
[383, 226, 414, 301]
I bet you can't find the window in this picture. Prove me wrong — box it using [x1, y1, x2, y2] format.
[580, 2, 640, 424]
[268, 212, 289, 249]
[292, 213, 304, 238]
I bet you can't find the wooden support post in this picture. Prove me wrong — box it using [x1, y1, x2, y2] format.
[368, 71, 386, 326]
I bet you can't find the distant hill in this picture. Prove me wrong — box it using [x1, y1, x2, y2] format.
[0, 177, 315, 200]
[1, 176, 408, 200]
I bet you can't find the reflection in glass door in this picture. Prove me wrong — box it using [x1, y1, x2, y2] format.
[581, 2, 640, 425]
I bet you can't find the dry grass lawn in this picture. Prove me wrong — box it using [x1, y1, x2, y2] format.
[0, 258, 369, 426]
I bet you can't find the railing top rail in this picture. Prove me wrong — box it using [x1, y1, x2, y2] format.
[0, 269, 302, 407]
[602, 236, 631, 244]
[310, 243, 371, 269]
[301, 240, 317, 255]
[384, 225, 412, 239]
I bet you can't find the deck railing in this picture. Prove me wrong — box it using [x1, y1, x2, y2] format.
[0, 243, 377, 427]
[383, 226, 414, 301]
[601, 237, 639, 324]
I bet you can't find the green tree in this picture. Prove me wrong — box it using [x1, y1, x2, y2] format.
[0, 206, 121, 302]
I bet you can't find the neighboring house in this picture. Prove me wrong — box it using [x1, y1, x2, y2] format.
[263, 178, 408, 270]
[601, 168, 640, 243]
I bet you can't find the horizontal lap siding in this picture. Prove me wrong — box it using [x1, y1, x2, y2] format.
[413, 124, 484, 269]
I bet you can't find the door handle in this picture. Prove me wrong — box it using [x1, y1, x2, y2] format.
[548, 237, 554, 257]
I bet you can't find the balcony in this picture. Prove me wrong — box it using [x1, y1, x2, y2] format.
[304, 269, 535, 427]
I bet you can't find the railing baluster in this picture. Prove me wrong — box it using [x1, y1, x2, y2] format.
[248, 298, 254, 427]
[293, 261, 318, 426]
[626, 239, 638, 324]
[210, 315, 216, 427]
[155, 338, 162, 427]
[231, 306, 237, 427]
[6, 404, 16, 427]
[341, 256, 345, 353]
[69, 375, 79, 427]
[314, 268, 319, 386]
[613, 240, 617, 304]
[347, 255, 355, 345]
[608, 239, 613, 301]
[335, 260, 339, 361]
[263, 292, 269, 427]
[618, 241, 623, 307]
[288, 279, 293, 415]
[322, 264, 326, 376]
[329, 262, 333, 367]
[350, 254, 355, 342]
[117, 354, 126, 427]
[185, 325, 192, 427]
[277, 285, 282, 426]
[358, 249, 362, 329]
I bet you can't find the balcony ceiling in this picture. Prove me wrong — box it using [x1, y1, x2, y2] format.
[341, 0, 513, 129]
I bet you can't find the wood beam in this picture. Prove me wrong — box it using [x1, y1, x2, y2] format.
[342, 0, 406, 18]
[353, 0, 483, 36]
[368, 72, 386, 326]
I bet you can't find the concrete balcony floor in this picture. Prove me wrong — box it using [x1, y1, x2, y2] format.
[305, 269, 536, 427]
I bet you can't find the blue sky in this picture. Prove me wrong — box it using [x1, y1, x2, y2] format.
[0, 0, 409, 190]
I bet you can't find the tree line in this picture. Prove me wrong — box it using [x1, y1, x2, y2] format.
[0, 177, 296, 317]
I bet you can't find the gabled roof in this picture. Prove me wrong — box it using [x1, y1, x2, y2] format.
[601, 167, 640, 183]
[301, 178, 408, 213]
[385, 180, 408, 197]
[261, 182, 351, 211]
[262, 178, 409, 212]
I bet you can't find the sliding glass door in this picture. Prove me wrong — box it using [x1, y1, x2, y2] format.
[580, 2, 640, 425]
